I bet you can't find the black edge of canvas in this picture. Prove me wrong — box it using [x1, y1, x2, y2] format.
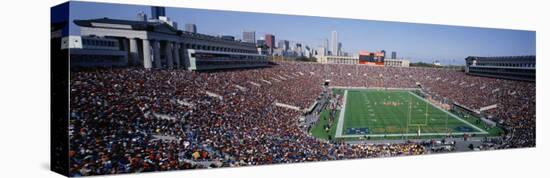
[51, 1, 70, 177]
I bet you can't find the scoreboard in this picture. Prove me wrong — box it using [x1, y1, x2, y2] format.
[359, 51, 385, 65]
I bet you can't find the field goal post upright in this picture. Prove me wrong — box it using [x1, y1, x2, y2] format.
[446, 112, 450, 135]
[407, 93, 411, 138]
[443, 98, 451, 135]
[407, 90, 428, 137]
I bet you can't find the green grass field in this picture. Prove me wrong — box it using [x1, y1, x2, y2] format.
[342, 89, 485, 136]
[310, 89, 494, 140]
[309, 110, 339, 140]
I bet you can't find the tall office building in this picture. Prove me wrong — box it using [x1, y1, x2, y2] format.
[278, 40, 289, 51]
[331, 31, 338, 56]
[295, 43, 303, 56]
[285, 40, 290, 50]
[265, 34, 275, 49]
[150, 6, 176, 29]
[151, 6, 166, 19]
[242, 31, 256, 43]
[185, 24, 197, 33]
[316, 47, 327, 56]
[322, 39, 329, 55]
[381, 50, 386, 60]
[391, 51, 397, 59]
[338, 42, 342, 56]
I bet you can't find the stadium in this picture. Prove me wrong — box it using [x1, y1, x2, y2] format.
[67, 61, 535, 176]
[53, 3, 536, 177]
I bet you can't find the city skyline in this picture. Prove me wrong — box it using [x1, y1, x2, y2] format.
[67, 1, 535, 65]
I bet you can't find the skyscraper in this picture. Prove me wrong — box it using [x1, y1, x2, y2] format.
[322, 39, 329, 56]
[265, 34, 275, 49]
[242, 31, 256, 44]
[316, 47, 327, 57]
[391, 51, 397, 59]
[151, 6, 166, 19]
[185, 24, 197, 33]
[331, 31, 338, 56]
[295, 43, 303, 56]
[149, 6, 176, 28]
[381, 50, 386, 60]
[338, 42, 342, 56]
[278, 40, 289, 51]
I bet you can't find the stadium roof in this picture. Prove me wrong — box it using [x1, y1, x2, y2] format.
[74, 17, 178, 33]
[73, 18, 256, 46]
[465, 55, 535, 61]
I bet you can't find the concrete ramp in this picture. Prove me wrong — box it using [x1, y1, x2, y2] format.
[274, 102, 301, 111]
[205, 91, 223, 100]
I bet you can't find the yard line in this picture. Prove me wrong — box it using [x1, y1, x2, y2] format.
[407, 91, 488, 134]
[334, 90, 347, 138]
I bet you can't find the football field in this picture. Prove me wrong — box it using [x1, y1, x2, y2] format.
[334, 89, 488, 138]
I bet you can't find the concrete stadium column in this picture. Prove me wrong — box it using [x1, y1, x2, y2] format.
[129, 38, 139, 66]
[181, 43, 188, 69]
[165, 42, 174, 69]
[142, 39, 152, 69]
[153, 40, 162, 69]
[119, 39, 130, 65]
[173, 43, 181, 69]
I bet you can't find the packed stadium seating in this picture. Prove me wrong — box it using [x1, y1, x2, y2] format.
[68, 62, 534, 176]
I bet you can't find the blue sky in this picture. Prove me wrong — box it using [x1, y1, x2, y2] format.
[67, 1, 535, 65]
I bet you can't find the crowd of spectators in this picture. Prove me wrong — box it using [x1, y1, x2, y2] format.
[68, 61, 534, 176]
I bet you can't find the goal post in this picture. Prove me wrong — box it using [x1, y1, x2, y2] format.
[407, 93, 428, 136]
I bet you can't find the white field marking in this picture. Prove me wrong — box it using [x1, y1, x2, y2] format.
[329, 86, 418, 91]
[334, 89, 488, 138]
[336, 132, 487, 138]
[334, 90, 348, 138]
[407, 91, 488, 134]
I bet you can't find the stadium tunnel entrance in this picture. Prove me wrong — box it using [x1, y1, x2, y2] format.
[324, 79, 330, 87]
